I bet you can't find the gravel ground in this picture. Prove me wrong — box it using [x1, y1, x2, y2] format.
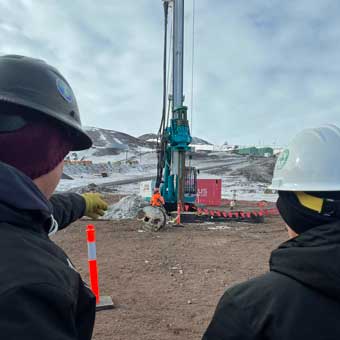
[52, 216, 287, 340]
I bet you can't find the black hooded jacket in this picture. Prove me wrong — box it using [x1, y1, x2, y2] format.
[0, 162, 96, 339]
[203, 222, 340, 340]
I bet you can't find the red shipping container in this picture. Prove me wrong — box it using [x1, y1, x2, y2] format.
[196, 175, 222, 206]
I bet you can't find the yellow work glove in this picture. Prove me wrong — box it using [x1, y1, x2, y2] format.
[82, 193, 108, 219]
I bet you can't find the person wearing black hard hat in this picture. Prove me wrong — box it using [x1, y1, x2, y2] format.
[0, 55, 108, 339]
[203, 125, 340, 340]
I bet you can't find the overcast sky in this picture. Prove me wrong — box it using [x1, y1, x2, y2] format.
[1, 0, 340, 146]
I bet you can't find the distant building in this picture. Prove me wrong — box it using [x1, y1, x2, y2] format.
[235, 147, 274, 157]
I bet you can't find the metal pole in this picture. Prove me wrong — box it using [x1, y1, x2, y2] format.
[172, 0, 185, 223]
[173, 0, 184, 113]
[177, 151, 186, 223]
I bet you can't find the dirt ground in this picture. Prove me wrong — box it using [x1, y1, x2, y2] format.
[52, 216, 287, 340]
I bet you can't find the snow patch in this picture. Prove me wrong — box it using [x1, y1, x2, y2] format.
[113, 137, 123, 144]
[104, 195, 149, 220]
[99, 132, 107, 142]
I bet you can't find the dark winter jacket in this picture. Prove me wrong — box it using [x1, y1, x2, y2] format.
[203, 221, 340, 340]
[0, 162, 96, 340]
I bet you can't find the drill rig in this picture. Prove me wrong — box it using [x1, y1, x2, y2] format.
[155, 0, 197, 224]
[140, 0, 271, 230]
[140, 1, 272, 230]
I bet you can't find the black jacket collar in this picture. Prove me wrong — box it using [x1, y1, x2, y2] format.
[271, 221, 340, 301]
[0, 162, 52, 233]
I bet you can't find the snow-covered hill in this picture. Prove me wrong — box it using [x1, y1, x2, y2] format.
[69, 127, 214, 163]
[85, 127, 154, 149]
[138, 133, 158, 143]
[191, 136, 212, 145]
[66, 127, 155, 163]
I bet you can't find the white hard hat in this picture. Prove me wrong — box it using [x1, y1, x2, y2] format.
[270, 125, 340, 191]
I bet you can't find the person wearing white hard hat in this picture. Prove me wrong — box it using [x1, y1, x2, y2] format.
[203, 125, 340, 340]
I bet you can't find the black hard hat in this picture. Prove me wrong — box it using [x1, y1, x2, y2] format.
[0, 55, 92, 150]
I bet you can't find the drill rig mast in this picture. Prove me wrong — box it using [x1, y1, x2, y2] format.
[143, 1, 266, 229]
[156, 0, 196, 223]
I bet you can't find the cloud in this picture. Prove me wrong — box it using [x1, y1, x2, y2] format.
[1, 0, 340, 146]
[189, 0, 340, 145]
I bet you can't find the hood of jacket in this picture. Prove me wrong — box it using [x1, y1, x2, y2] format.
[270, 221, 340, 301]
[0, 161, 52, 232]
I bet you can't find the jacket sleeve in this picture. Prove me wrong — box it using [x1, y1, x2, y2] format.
[50, 193, 86, 230]
[0, 283, 78, 340]
[202, 290, 257, 340]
